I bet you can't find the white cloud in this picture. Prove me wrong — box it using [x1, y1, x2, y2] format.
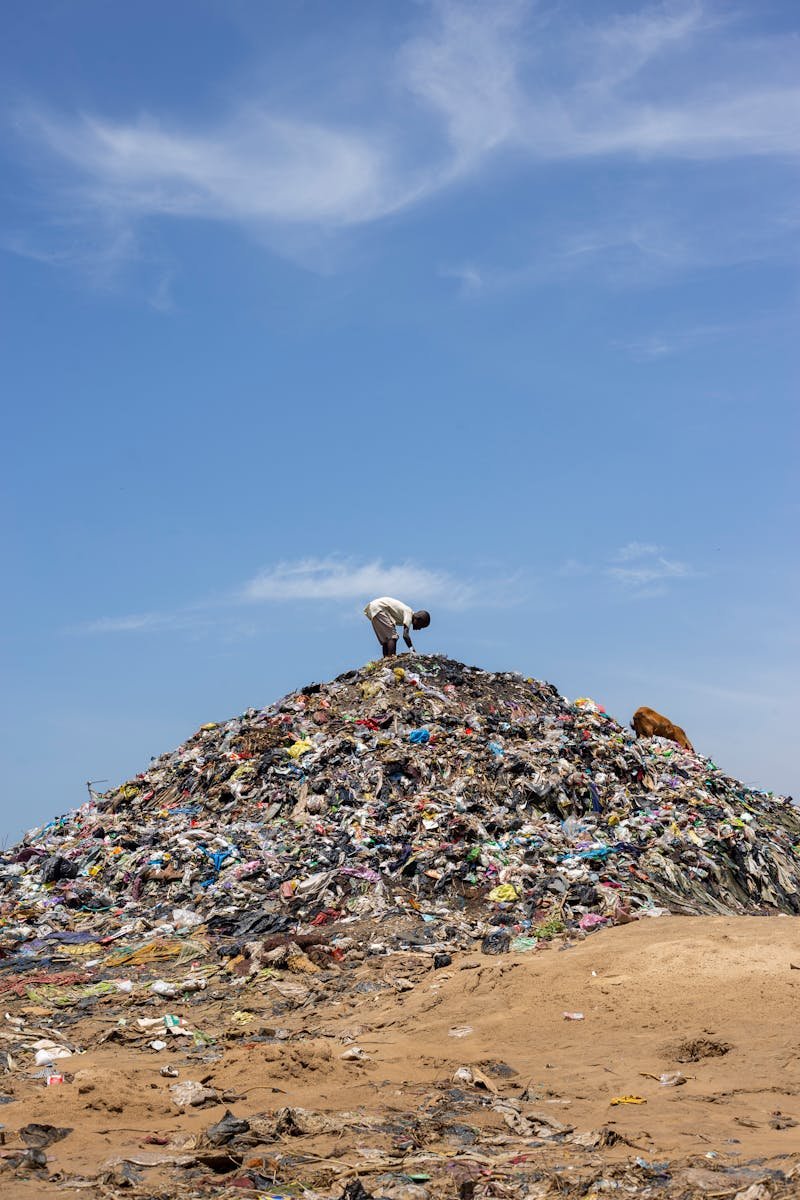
[606, 541, 693, 591]
[613, 542, 663, 562]
[439, 263, 484, 295]
[83, 613, 166, 633]
[440, 197, 799, 298]
[11, 0, 800, 268]
[607, 557, 692, 589]
[148, 269, 176, 313]
[556, 558, 590, 577]
[79, 611, 213, 634]
[17, 2, 528, 239]
[77, 556, 503, 634]
[557, 542, 695, 597]
[575, 92, 800, 160]
[613, 312, 794, 359]
[2, 221, 140, 284]
[616, 335, 677, 359]
[241, 557, 474, 608]
[82, 614, 178, 633]
[399, 0, 526, 166]
[592, 1, 713, 81]
[26, 109, 392, 227]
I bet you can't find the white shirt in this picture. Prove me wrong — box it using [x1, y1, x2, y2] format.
[364, 596, 414, 630]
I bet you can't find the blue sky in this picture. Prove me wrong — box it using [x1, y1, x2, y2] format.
[1, 0, 798, 840]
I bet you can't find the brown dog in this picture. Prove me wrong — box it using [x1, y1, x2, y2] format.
[632, 706, 694, 752]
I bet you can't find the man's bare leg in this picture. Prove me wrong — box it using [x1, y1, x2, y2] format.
[382, 638, 398, 657]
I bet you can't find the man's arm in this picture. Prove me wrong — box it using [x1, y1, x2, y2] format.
[402, 624, 414, 650]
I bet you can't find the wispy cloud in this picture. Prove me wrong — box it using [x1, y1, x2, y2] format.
[79, 611, 215, 635]
[399, 0, 526, 168]
[9, 0, 800, 277]
[14, 3, 525, 241]
[1, 221, 140, 285]
[607, 557, 691, 588]
[439, 262, 484, 295]
[606, 543, 694, 594]
[443, 197, 800, 298]
[148, 269, 176, 313]
[556, 558, 592, 578]
[25, 109, 392, 227]
[77, 556, 503, 634]
[557, 543, 696, 599]
[613, 311, 797, 359]
[83, 613, 168, 634]
[241, 557, 474, 607]
[613, 542, 663, 562]
[615, 334, 676, 360]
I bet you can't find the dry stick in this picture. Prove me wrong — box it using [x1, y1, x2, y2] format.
[239, 1083, 289, 1094]
[95, 1126, 176, 1134]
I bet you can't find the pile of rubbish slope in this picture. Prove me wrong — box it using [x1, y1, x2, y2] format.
[2, 654, 799, 963]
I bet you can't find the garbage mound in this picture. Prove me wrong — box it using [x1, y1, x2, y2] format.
[2, 654, 799, 959]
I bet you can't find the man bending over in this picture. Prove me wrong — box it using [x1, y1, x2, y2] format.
[364, 596, 430, 658]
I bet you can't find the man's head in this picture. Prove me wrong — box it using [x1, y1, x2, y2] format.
[412, 610, 431, 630]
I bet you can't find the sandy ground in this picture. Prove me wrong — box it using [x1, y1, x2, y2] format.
[4, 915, 800, 1197]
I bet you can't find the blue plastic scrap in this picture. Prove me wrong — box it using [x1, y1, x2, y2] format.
[199, 846, 233, 874]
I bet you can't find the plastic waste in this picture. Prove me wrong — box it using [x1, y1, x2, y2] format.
[169, 1080, 218, 1108]
[481, 930, 511, 955]
[3, 653, 798, 980]
[487, 883, 519, 903]
[34, 1046, 72, 1066]
[339, 1045, 369, 1062]
[205, 1109, 250, 1146]
[151, 980, 178, 998]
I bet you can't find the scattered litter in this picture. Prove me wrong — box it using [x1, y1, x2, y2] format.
[340, 1046, 370, 1062]
[452, 1066, 498, 1094]
[33, 1045, 71, 1066]
[205, 1108, 250, 1146]
[1, 652, 799, 1196]
[20, 1123, 72, 1148]
[169, 1080, 218, 1109]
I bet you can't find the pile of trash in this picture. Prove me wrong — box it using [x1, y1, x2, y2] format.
[2, 654, 799, 964]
